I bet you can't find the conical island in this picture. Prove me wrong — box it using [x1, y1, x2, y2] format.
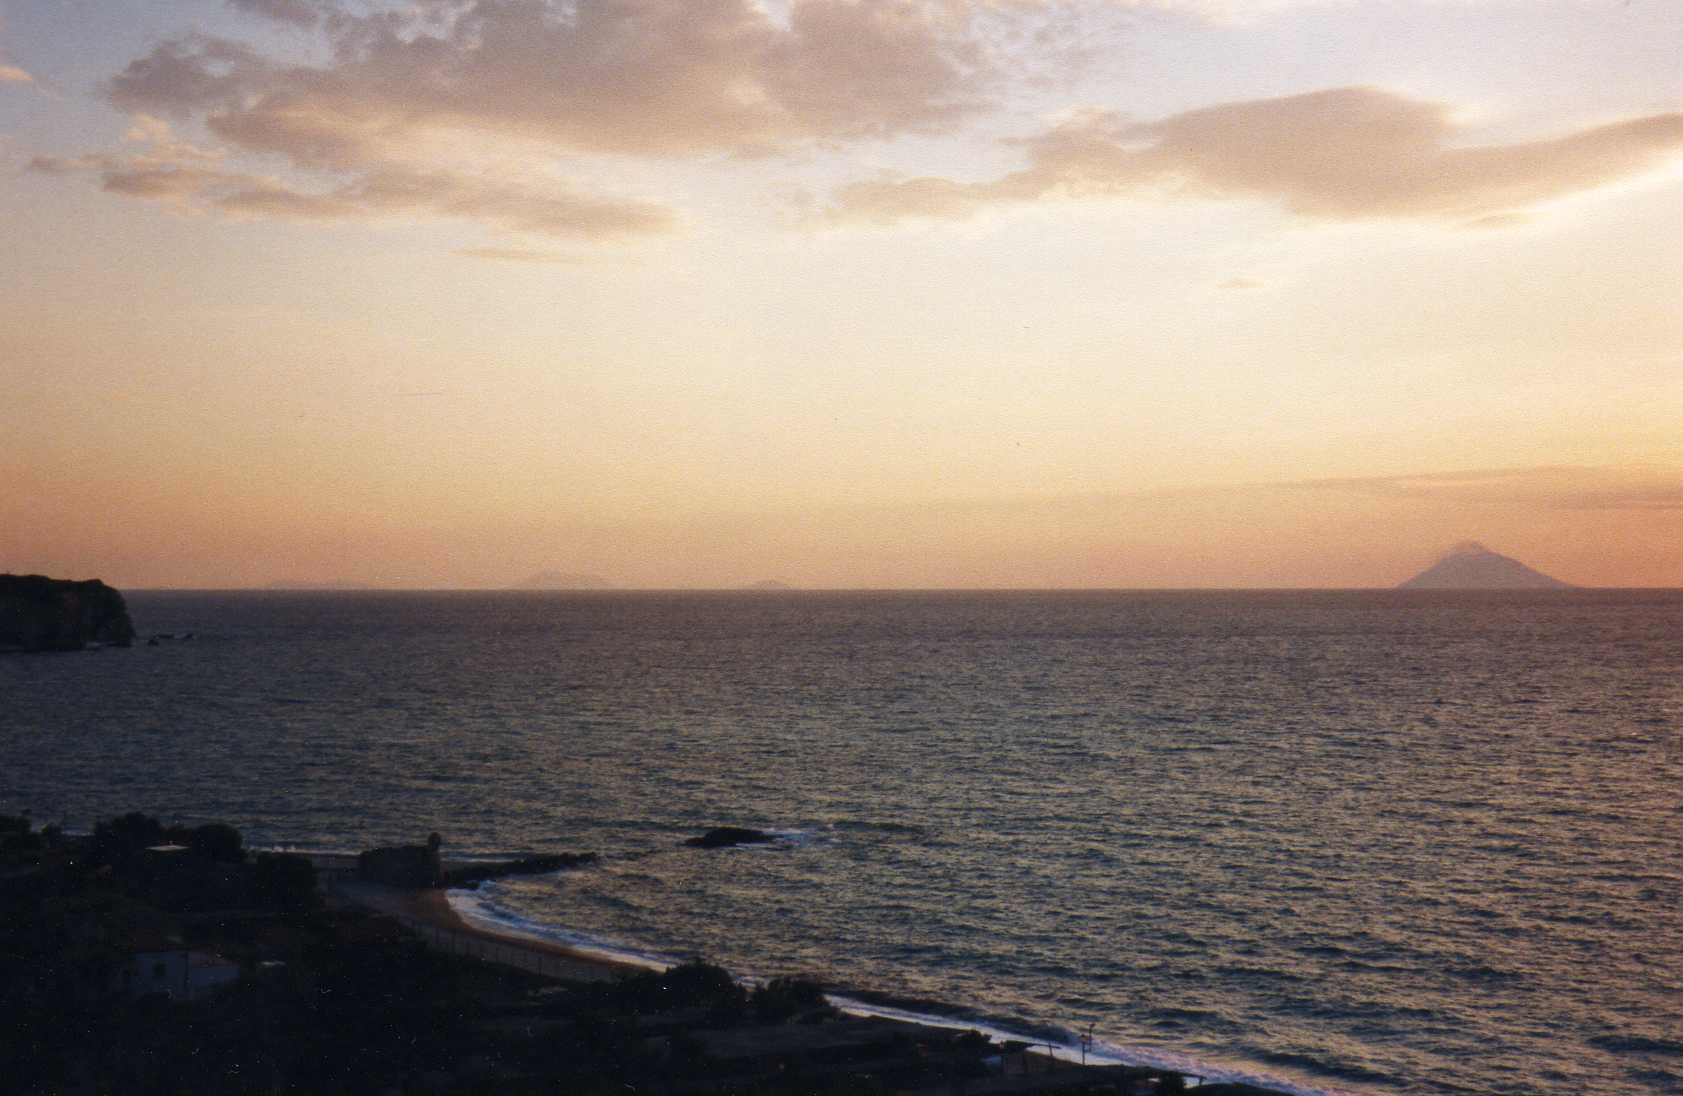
[1397, 541, 1571, 589]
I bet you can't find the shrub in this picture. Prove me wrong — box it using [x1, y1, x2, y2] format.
[88, 812, 166, 867]
[175, 823, 245, 863]
[254, 853, 319, 912]
[750, 975, 830, 1023]
[601, 960, 748, 1021]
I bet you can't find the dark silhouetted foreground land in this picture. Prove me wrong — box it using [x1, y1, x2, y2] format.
[1, 812, 1279, 1095]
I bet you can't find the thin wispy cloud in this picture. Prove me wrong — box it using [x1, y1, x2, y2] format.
[1276, 465, 1683, 511]
[825, 87, 1683, 226]
[225, 0, 324, 28]
[454, 247, 576, 262]
[32, 153, 676, 241]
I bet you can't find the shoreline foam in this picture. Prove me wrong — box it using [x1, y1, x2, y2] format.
[441, 882, 1333, 1095]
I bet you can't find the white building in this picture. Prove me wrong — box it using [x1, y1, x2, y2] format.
[122, 942, 240, 1001]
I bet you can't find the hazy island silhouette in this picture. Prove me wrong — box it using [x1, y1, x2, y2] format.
[1397, 541, 1572, 589]
[511, 571, 617, 590]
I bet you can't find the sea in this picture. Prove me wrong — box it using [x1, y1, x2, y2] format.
[4, 590, 1681, 1094]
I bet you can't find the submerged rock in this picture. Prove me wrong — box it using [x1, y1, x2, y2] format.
[685, 827, 777, 849]
[0, 574, 135, 652]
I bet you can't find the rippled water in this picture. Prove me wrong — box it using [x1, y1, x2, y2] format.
[5, 590, 1681, 1094]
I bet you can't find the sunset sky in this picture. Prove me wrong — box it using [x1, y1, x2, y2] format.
[2, 0, 1680, 588]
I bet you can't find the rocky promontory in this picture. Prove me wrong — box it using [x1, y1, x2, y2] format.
[0, 574, 136, 652]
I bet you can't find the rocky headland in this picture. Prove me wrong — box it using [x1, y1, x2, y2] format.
[0, 574, 136, 652]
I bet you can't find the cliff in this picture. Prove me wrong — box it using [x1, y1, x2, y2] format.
[0, 574, 137, 652]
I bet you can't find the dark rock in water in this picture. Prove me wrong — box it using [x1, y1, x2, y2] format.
[0, 574, 136, 652]
[1397, 541, 1571, 590]
[685, 827, 777, 849]
[443, 852, 598, 888]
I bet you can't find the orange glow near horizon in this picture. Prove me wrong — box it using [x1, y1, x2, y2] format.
[2, 2, 1681, 589]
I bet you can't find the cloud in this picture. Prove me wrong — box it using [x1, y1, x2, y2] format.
[33, 153, 677, 241]
[103, 164, 236, 201]
[28, 154, 116, 175]
[109, 1, 995, 163]
[825, 87, 1683, 226]
[75, 1, 1042, 242]
[107, 36, 272, 118]
[1546, 486, 1683, 512]
[226, 0, 326, 27]
[48, 24, 689, 243]
[0, 63, 31, 83]
[124, 114, 226, 163]
[1277, 465, 1683, 511]
[454, 247, 574, 262]
[1063, 1, 1592, 27]
[1218, 275, 1263, 289]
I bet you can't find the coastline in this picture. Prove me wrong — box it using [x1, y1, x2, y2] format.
[333, 877, 1305, 1095]
[6, 813, 1299, 1096]
[332, 878, 634, 983]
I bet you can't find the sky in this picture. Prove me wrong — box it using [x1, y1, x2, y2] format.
[1, 0, 1680, 589]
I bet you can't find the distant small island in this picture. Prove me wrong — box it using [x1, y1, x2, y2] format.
[0, 574, 136, 652]
[264, 580, 378, 591]
[511, 570, 616, 590]
[1397, 542, 1571, 590]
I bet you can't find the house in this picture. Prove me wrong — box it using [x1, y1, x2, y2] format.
[121, 930, 240, 1001]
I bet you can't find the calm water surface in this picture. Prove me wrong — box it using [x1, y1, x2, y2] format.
[4, 590, 1681, 1094]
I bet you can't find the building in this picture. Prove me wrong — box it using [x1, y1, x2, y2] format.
[121, 931, 240, 1001]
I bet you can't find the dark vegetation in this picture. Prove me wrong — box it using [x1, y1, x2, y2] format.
[0, 574, 135, 652]
[3, 811, 1267, 1095]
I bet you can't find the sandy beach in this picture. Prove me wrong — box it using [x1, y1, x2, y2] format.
[332, 878, 635, 983]
[327, 878, 1198, 1090]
